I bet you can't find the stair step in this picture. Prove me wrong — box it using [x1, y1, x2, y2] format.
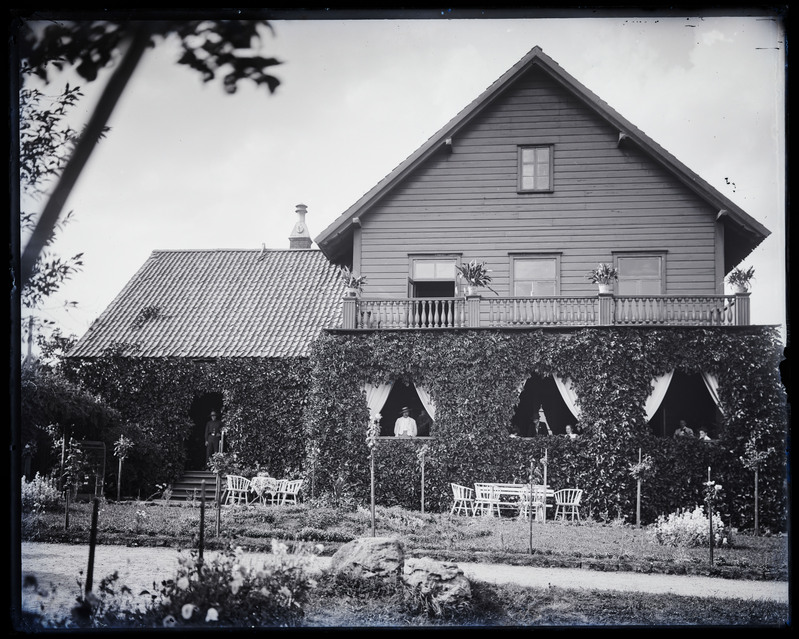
[168, 471, 222, 501]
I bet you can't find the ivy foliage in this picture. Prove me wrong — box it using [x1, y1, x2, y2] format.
[63, 350, 309, 498]
[304, 327, 787, 529]
[59, 326, 787, 530]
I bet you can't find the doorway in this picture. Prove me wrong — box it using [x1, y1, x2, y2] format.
[188, 392, 224, 470]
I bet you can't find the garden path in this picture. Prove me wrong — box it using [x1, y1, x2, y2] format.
[18, 542, 789, 624]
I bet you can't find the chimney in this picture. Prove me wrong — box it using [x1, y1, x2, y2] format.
[288, 203, 312, 249]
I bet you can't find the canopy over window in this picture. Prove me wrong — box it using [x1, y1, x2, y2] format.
[362, 382, 393, 421]
[645, 371, 675, 422]
[701, 372, 723, 415]
[414, 384, 436, 421]
[553, 375, 581, 420]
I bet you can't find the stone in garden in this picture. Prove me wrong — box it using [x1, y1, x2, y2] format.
[330, 536, 404, 583]
[403, 557, 472, 607]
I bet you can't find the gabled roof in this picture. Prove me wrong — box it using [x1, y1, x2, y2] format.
[67, 249, 345, 359]
[315, 45, 770, 269]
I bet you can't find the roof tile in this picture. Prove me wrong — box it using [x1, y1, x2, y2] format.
[68, 249, 345, 359]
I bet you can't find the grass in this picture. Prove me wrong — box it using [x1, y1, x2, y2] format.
[19, 500, 790, 628]
[22, 499, 789, 580]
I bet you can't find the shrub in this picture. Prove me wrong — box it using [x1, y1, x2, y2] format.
[142, 541, 321, 628]
[21, 473, 62, 513]
[48, 540, 324, 629]
[651, 506, 726, 547]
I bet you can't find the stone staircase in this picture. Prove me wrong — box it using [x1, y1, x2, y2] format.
[166, 470, 222, 504]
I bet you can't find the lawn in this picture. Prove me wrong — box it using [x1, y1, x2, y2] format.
[22, 499, 789, 581]
[17, 498, 791, 628]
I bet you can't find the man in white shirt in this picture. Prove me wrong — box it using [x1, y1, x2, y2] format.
[394, 406, 417, 437]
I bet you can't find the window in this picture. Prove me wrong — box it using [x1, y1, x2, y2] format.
[518, 145, 553, 192]
[512, 255, 559, 296]
[409, 256, 458, 298]
[616, 254, 665, 295]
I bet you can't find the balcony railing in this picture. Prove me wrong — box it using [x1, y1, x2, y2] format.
[341, 293, 750, 330]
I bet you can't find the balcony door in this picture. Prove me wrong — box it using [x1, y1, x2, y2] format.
[409, 256, 458, 298]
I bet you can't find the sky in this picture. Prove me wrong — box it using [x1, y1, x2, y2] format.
[17, 11, 788, 351]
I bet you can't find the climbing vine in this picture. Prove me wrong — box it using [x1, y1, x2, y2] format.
[303, 327, 787, 529]
[62, 327, 787, 530]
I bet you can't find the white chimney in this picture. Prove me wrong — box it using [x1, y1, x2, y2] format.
[288, 203, 312, 249]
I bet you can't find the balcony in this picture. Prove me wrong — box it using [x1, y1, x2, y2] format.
[341, 293, 750, 330]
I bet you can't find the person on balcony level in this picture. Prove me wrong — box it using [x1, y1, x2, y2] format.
[535, 416, 553, 437]
[673, 419, 695, 439]
[205, 411, 222, 462]
[565, 424, 578, 440]
[394, 406, 417, 437]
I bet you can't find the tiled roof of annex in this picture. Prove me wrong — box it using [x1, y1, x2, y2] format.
[67, 248, 345, 359]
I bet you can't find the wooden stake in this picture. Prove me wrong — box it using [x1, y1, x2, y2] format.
[199, 480, 206, 568]
[370, 448, 376, 537]
[636, 448, 642, 528]
[86, 498, 99, 594]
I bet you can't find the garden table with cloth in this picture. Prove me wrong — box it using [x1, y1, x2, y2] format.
[475, 483, 553, 519]
[249, 476, 282, 505]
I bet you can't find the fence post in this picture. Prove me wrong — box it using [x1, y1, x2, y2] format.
[636, 448, 642, 528]
[466, 295, 481, 327]
[85, 497, 99, 595]
[598, 292, 614, 325]
[734, 291, 750, 325]
[342, 297, 357, 329]
[370, 447, 376, 537]
[215, 473, 222, 537]
[199, 480, 206, 569]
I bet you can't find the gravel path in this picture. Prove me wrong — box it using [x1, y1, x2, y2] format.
[18, 542, 789, 624]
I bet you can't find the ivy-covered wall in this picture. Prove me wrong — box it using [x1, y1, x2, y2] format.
[303, 327, 788, 530]
[65, 352, 310, 498]
[65, 327, 787, 530]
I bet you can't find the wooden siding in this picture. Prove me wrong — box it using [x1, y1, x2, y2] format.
[355, 67, 720, 303]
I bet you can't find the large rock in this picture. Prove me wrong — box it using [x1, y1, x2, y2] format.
[329, 537, 404, 582]
[403, 557, 472, 608]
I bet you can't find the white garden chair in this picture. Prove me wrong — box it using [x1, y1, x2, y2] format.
[554, 488, 583, 522]
[224, 475, 252, 506]
[519, 485, 548, 521]
[473, 483, 501, 517]
[277, 479, 303, 505]
[450, 483, 475, 516]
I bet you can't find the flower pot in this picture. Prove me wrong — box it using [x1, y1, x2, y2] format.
[344, 287, 359, 298]
[732, 283, 749, 294]
[597, 283, 613, 294]
[465, 285, 475, 296]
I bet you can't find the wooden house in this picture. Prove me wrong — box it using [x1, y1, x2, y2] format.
[313, 45, 771, 439]
[64, 47, 782, 519]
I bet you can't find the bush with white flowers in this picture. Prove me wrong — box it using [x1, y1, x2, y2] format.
[21, 472, 62, 513]
[651, 505, 726, 547]
[145, 541, 322, 628]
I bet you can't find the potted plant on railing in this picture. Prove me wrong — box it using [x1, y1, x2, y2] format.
[586, 262, 618, 294]
[726, 265, 755, 294]
[456, 260, 498, 296]
[340, 266, 367, 298]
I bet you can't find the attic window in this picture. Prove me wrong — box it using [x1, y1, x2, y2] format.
[518, 145, 553, 192]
